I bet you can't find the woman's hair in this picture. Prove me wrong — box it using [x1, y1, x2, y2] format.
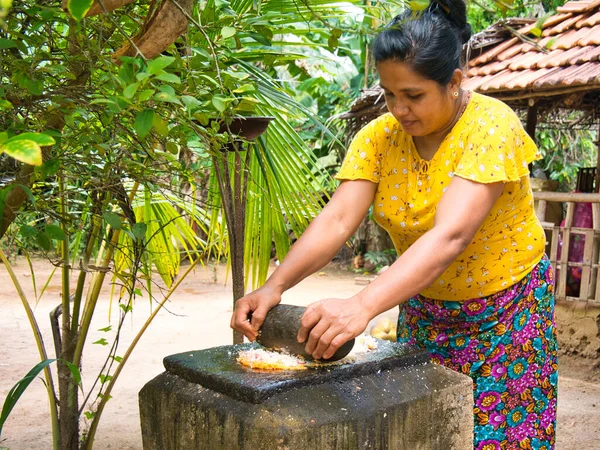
[372, 0, 472, 86]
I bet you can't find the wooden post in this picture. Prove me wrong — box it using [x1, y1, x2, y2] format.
[596, 120, 600, 193]
[526, 100, 538, 140]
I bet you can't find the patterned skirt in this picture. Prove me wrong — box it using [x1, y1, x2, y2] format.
[397, 255, 558, 450]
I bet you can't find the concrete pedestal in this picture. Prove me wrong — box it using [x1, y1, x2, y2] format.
[139, 341, 473, 449]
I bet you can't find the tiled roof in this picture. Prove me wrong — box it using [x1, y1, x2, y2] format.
[464, 0, 600, 109]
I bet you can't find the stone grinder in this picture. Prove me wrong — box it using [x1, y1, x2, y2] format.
[255, 304, 355, 361]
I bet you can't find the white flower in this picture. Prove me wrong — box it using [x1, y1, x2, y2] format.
[360, 151, 367, 159]
[400, 221, 406, 228]
[391, 195, 398, 201]
[489, 128, 495, 135]
[527, 245, 533, 250]
[479, 164, 485, 172]
[402, 168, 408, 174]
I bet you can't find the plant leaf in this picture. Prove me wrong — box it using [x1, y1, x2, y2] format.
[1, 139, 43, 166]
[0, 359, 56, 437]
[66, 0, 94, 20]
[45, 224, 66, 241]
[103, 212, 122, 230]
[132, 222, 147, 241]
[147, 56, 176, 75]
[135, 109, 154, 139]
[7, 133, 55, 147]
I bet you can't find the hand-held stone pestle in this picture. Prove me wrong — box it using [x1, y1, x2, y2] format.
[255, 304, 355, 361]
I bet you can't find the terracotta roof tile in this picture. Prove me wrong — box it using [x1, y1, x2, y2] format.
[479, 70, 513, 91]
[462, 75, 489, 91]
[540, 13, 573, 30]
[469, 37, 519, 67]
[535, 48, 566, 68]
[577, 24, 600, 45]
[568, 45, 600, 64]
[557, 0, 600, 14]
[465, 1, 600, 97]
[551, 28, 587, 49]
[547, 12, 587, 35]
[576, 10, 600, 27]
[507, 51, 548, 70]
[506, 68, 559, 89]
[497, 42, 527, 60]
[480, 59, 511, 75]
[537, 46, 589, 68]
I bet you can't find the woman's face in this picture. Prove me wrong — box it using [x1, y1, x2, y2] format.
[377, 59, 458, 137]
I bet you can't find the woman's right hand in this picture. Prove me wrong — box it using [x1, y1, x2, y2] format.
[230, 284, 282, 341]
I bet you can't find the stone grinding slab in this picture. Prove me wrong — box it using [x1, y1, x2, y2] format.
[163, 339, 430, 404]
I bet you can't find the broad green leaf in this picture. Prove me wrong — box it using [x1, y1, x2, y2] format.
[1, 139, 42, 165]
[123, 82, 140, 99]
[132, 222, 147, 241]
[66, 0, 93, 21]
[98, 326, 112, 332]
[0, 39, 17, 49]
[147, 56, 176, 75]
[7, 132, 55, 146]
[0, 359, 56, 437]
[62, 360, 82, 385]
[0, 0, 13, 11]
[221, 26, 236, 39]
[36, 233, 52, 251]
[166, 142, 178, 154]
[327, 35, 338, 51]
[135, 109, 154, 139]
[138, 89, 155, 102]
[0, 132, 7, 145]
[409, 0, 429, 11]
[0, 99, 12, 110]
[246, 32, 271, 46]
[93, 338, 109, 346]
[212, 95, 227, 112]
[155, 72, 181, 84]
[530, 27, 542, 38]
[232, 84, 255, 94]
[103, 212, 122, 229]
[153, 92, 181, 104]
[45, 224, 66, 241]
[153, 114, 169, 136]
[20, 225, 37, 238]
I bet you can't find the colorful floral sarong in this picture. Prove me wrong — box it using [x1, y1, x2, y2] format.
[397, 255, 558, 450]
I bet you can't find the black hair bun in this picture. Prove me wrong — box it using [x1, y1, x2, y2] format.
[428, 0, 472, 44]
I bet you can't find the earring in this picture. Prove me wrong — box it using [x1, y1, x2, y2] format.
[453, 91, 459, 98]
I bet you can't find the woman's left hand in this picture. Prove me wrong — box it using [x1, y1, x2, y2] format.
[298, 297, 371, 360]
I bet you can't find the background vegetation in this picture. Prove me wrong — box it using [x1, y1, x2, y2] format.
[0, 0, 597, 448]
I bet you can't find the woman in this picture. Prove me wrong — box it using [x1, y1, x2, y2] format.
[232, 0, 558, 448]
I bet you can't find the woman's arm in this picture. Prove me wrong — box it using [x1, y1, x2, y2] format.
[230, 179, 378, 340]
[299, 176, 505, 359]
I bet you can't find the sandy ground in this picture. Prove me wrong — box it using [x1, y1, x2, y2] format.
[1, 259, 600, 450]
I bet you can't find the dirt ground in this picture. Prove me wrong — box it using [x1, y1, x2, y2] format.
[1, 258, 600, 450]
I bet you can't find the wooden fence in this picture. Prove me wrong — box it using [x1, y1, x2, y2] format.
[534, 191, 600, 303]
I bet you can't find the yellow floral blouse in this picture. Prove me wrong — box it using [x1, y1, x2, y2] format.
[336, 92, 546, 301]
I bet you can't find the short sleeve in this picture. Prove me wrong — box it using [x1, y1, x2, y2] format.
[454, 102, 541, 184]
[335, 115, 392, 183]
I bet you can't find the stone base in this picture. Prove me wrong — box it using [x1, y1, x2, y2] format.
[139, 362, 473, 450]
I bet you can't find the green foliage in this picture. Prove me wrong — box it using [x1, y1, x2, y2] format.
[364, 249, 397, 269]
[0, 359, 58, 437]
[534, 126, 598, 190]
